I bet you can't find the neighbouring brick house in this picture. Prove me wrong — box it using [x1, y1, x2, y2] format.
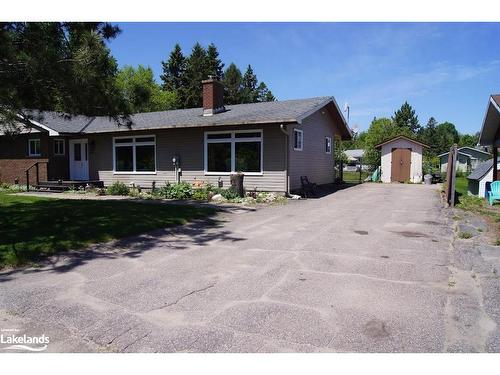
[0, 78, 352, 193]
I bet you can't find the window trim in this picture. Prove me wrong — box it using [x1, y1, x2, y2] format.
[293, 129, 303, 151]
[204, 130, 264, 176]
[325, 136, 332, 154]
[112, 135, 157, 175]
[53, 139, 65, 156]
[28, 138, 41, 157]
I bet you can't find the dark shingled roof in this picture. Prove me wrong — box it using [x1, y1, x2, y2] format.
[492, 95, 500, 107]
[25, 97, 350, 137]
[467, 159, 493, 181]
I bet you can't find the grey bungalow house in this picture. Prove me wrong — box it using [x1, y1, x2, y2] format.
[438, 146, 490, 173]
[0, 78, 352, 194]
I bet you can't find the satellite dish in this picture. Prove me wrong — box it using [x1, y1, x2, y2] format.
[343, 102, 349, 112]
[351, 125, 359, 134]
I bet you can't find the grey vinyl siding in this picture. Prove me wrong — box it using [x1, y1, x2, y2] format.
[88, 124, 287, 192]
[288, 109, 339, 191]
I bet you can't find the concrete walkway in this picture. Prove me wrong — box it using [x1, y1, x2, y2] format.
[1, 183, 498, 352]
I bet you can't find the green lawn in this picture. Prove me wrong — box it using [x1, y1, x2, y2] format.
[455, 176, 468, 198]
[343, 170, 370, 183]
[0, 192, 216, 267]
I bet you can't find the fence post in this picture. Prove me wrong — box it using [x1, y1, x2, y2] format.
[445, 144, 458, 207]
[450, 144, 458, 208]
[35, 163, 39, 185]
[26, 170, 30, 191]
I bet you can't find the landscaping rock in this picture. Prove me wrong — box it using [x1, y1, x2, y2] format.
[289, 194, 301, 200]
[457, 223, 478, 238]
[211, 194, 227, 203]
[466, 216, 488, 232]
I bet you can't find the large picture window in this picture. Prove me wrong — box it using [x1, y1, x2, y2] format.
[113, 136, 156, 173]
[205, 130, 263, 175]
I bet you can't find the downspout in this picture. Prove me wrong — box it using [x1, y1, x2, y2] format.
[280, 124, 290, 195]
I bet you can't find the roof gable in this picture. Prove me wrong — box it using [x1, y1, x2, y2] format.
[374, 135, 429, 149]
[479, 95, 500, 146]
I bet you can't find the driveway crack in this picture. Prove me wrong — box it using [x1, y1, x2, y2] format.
[150, 283, 216, 312]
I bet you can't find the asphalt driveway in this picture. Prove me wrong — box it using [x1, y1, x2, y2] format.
[0, 183, 497, 352]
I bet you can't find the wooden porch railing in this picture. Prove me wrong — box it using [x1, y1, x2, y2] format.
[25, 161, 48, 191]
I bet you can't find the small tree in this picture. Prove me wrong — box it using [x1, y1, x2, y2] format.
[334, 139, 349, 165]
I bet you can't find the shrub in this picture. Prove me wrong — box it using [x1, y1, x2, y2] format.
[159, 182, 193, 199]
[107, 181, 130, 196]
[220, 187, 240, 200]
[192, 188, 210, 201]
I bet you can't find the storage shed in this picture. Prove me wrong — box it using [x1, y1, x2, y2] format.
[375, 135, 429, 183]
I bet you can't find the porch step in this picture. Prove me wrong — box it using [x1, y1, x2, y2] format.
[34, 182, 70, 192]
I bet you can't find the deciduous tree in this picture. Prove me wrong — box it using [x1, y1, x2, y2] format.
[116, 65, 178, 113]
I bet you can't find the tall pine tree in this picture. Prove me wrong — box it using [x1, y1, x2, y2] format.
[183, 43, 208, 108]
[158, 42, 276, 109]
[160, 43, 186, 92]
[205, 43, 224, 79]
[423, 117, 438, 156]
[0, 22, 129, 131]
[256, 82, 275, 102]
[392, 101, 421, 133]
[241, 65, 258, 103]
[223, 63, 243, 105]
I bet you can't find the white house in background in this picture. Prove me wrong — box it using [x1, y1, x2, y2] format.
[344, 149, 367, 171]
[375, 135, 429, 183]
[438, 146, 490, 173]
[467, 159, 498, 197]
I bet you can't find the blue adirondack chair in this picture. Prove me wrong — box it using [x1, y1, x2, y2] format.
[488, 181, 500, 206]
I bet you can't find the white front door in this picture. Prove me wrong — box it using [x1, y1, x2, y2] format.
[69, 139, 89, 180]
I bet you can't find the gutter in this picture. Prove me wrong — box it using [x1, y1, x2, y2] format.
[280, 124, 290, 195]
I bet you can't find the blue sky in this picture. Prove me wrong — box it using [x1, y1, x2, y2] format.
[108, 23, 500, 134]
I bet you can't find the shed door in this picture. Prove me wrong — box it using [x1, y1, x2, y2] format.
[391, 148, 411, 182]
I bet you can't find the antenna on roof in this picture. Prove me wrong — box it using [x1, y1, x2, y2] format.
[343, 102, 350, 124]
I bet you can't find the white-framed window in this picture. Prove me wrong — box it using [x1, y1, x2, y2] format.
[113, 135, 156, 174]
[53, 139, 65, 156]
[204, 130, 263, 175]
[28, 138, 41, 156]
[325, 136, 332, 154]
[293, 129, 303, 151]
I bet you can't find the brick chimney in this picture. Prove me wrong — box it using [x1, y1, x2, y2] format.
[202, 76, 225, 116]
